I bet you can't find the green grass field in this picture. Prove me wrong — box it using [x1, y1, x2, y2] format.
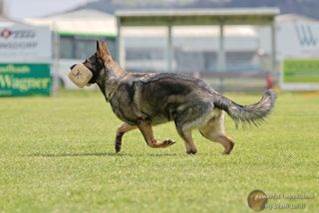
[0, 90, 318, 212]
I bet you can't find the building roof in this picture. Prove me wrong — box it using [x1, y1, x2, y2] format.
[0, 15, 31, 27]
[23, 8, 281, 37]
[25, 9, 116, 37]
[276, 13, 319, 23]
[116, 8, 280, 17]
[116, 8, 280, 26]
[47, 9, 114, 20]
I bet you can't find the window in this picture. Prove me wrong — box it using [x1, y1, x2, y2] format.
[59, 36, 74, 59]
[74, 39, 96, 59]
[59, 35, 116, 59]
[126, 48, 164, 60]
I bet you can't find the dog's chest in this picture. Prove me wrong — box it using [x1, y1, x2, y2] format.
[109, 82, 148, 125]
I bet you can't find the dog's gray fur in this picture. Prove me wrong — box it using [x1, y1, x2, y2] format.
[72, 41, 276, 154]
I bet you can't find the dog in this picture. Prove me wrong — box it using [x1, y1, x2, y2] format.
[69, 41, 276, 155]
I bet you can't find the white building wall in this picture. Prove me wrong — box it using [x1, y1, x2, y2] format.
[258, 14, 319, 61]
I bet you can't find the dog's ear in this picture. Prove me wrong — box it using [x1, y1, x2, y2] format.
[96, 40, 112, 62]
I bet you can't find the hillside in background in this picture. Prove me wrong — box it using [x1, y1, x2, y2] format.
[76, 0, 319, 19]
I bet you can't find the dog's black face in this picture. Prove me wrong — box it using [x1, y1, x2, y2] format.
[70, 41, 108, 84]
[82, 53, 105, 84]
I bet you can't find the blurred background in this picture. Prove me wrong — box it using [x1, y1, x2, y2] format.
[1, 0, 319, 96]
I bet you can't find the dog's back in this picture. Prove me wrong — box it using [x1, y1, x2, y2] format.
[110, 72, 217, 125]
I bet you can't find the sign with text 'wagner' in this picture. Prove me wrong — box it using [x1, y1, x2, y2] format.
[0, 64, 51, 96]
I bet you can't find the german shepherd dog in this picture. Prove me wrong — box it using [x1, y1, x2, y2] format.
[70, 41, 276, 155]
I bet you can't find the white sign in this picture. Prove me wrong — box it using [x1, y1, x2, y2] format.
[0, 24, 52, 63]
[277, 21, 319, 60]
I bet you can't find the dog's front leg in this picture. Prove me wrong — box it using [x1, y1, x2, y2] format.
[115, 123, 136, 153]
[137, 122, 175, 148]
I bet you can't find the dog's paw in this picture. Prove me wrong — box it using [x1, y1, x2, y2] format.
[186, 149, 197, 155]
[162, 139, 176, 147]
[115, 142, 121, 153]
[222, 141, 234, 155]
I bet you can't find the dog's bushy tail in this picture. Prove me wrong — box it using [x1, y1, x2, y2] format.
[213, 90, 276, 125]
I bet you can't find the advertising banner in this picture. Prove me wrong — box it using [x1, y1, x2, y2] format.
[281, 58, 319, 90]
[0, 64, 51, 96]
[0, 25, 52, 63]
[0, 24, 52, 96]
[277, 21, 319, 61]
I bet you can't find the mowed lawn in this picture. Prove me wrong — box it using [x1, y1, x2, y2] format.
[0, 90, 318, 212]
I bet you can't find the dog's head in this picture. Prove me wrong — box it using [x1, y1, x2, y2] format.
[69, 40, 113, 87]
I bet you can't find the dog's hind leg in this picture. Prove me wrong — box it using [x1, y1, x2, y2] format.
[174, 101, 214, 154]
[175, 127, 197, 155]
[199, 111, 234, 155]
[137, 122, 176, 148]
[115, 123, 137, 153]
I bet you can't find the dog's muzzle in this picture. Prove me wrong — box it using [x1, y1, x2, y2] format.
[68, 64, 93, 88]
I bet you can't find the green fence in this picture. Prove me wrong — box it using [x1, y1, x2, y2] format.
[0, 64, 51, 96]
